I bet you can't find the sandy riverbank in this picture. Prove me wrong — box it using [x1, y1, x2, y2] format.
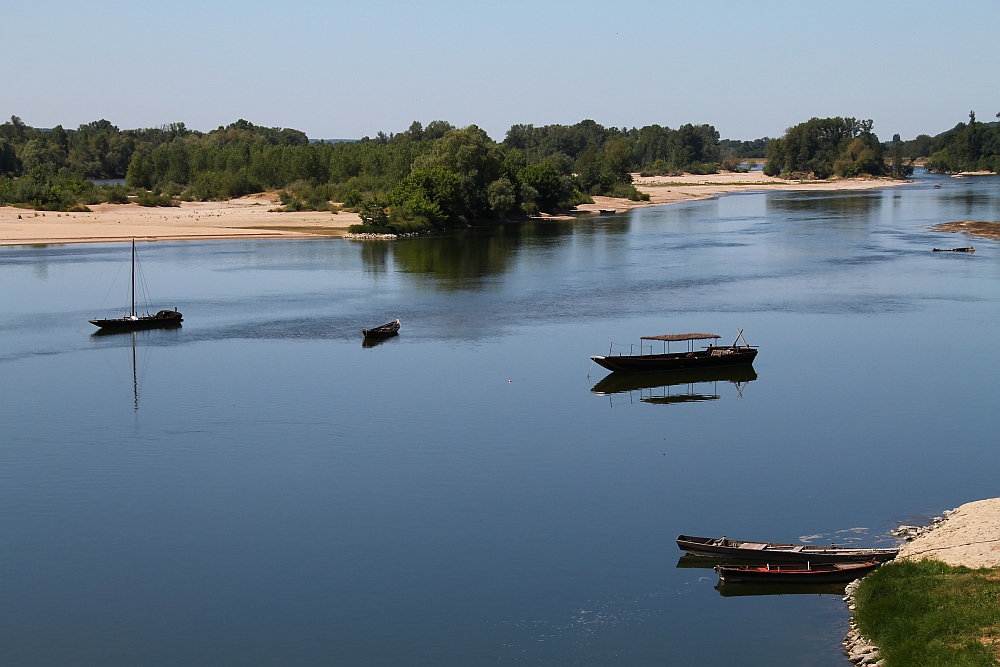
[932, 220, 1000, 242]
[898, 498, 1000, 568]
[574, 171, 909, 213]
[1, 173, 907, 245]
[0, 194, 359, 246]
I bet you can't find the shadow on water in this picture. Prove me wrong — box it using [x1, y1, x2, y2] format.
[359, 240, 391, 274]
[591, 367, 757, 406]
[361, 335, 399, 348]
[714, 581, 847, 598]
[765, 191, 883, 222]
[938, 190, 1000, 218]
[89, 328, 181, 411]
[363, 218, 631, 288]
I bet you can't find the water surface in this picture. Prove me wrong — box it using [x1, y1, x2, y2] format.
[2, 169, 999, 665]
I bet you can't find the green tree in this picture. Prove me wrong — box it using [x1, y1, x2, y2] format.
[359, 197, 389, 227]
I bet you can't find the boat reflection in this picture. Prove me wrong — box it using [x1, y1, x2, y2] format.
[714, 581, 847, 598]
[591, 366, 757, 406]
[91, 329, 177, 411]
[361, 335, 398, 348]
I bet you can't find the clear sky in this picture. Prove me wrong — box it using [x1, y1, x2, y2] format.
[5, 0, 999, 142]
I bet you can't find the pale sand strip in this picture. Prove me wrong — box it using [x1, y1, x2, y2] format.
[0, 195, 358, 246]
[899, 498, 1000, 568]
[573, 172, 908, 213]
[1, 174, 906, 245]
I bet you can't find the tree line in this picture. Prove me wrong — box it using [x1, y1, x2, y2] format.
[1, 115, 752, 228]
[10, 111, 990, 229]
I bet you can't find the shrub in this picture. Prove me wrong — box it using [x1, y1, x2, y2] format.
[136, 190, 179, 207]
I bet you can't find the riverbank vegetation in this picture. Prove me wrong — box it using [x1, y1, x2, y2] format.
[763, 117, 893, 179]
[5, 111, 986, 225]
[884, 112, 1000, 173]
[854, 559, 1000, 666]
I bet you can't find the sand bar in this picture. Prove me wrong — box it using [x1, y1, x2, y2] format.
[1, 174, 906, 245]
[0, 195, 358, 246]
[932, 220, 1000, 242]
[574, 172, 908, 213]
[899, 498, 1000, 568]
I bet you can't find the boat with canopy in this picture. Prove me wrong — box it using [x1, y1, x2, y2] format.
[590, 330, 757, 373]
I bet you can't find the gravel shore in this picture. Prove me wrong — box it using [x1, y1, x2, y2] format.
[898, 498, 1000, 568]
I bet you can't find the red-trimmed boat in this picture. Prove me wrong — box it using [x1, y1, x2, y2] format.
[714, 561, 880, 584]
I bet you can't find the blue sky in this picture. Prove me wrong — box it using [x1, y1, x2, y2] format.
[5, 0, 999, 141]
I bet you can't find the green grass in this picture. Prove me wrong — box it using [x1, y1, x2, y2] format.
[855, 559, 1000, 667]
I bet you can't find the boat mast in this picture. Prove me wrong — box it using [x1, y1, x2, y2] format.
[130, 239, 135, 317]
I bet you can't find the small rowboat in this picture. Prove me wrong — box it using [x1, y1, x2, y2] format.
[362, 319, 400, 339]
[715, 560, 880, 584]
[677, 535, 898, 564]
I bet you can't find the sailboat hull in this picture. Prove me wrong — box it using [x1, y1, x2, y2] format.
[89, 310, 183, 331]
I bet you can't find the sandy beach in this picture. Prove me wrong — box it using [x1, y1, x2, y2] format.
[0, 194, 359, 246]
[0, 173, 907, 246]
[575, 171, 908, 213]
[899, 498, 1000, 568]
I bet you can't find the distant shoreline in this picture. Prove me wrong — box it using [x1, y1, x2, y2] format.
[0, 175, 909, 246]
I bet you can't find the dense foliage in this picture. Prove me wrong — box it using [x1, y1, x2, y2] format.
[924, 112, 1000, 173]
[718, 137, 769, 159]
[13, 110, 983, 223]
[764, 117, 887, 178]
[880, 113, 1000, 173]
[5, 115, 724, 224]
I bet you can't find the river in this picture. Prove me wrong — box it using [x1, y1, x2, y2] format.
[1, 169, 998, 665]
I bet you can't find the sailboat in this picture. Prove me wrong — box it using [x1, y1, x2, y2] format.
[89, 239, 182, 332]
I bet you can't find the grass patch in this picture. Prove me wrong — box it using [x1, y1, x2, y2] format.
[855, 559, 1000, 666]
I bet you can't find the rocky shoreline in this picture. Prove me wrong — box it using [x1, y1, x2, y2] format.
[842, 506, 960, 666]
[843, 578, 883, 666]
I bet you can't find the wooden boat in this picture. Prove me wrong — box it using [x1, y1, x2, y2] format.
[714, 561, 880, 584]
[591, 330, 757, 374]
[89, 239, 182, 332]
[362, 319, 400, 339]
[677, 535, 898, 564]
[933, 246, 975, 253]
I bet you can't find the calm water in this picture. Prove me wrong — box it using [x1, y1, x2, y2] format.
[2, 170, 1000, 666]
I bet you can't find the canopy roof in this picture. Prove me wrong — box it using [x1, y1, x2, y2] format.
[641, 333, 721, 341]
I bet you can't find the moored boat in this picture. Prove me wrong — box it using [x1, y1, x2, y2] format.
[591, 330, 757, 374]
[677, 535, 898, 564]
[714, 561, 881, 584]
[89, 239, 182, 332]
[362, 319, 401, 339]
